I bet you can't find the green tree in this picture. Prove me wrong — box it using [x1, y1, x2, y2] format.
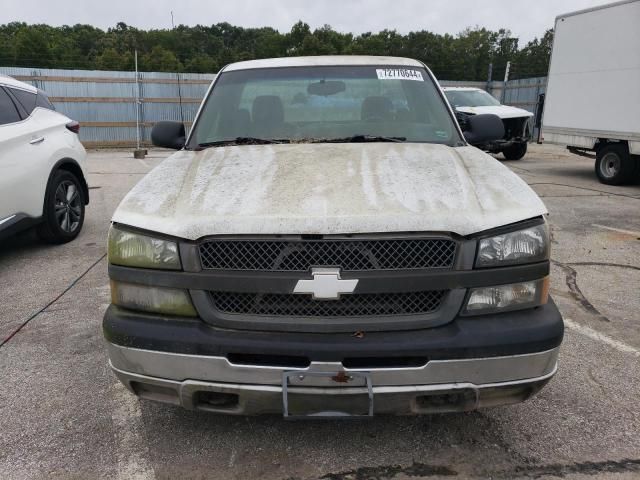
[287, 21, 311, 55]
[512, 29, 554, 78]
[141, 45, 182, 71]
[184, 54, 218, 73]
[96, 48, 129, 70]
[14, 26, 53, 67]
[0, 21, 555, 79]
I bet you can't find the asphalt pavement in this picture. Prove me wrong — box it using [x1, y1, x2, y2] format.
[1, 144, 639, 480]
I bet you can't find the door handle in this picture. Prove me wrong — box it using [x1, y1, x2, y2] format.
[29, 136, 45, 145]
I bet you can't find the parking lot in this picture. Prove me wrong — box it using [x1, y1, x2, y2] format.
[1, 143, 639, 480]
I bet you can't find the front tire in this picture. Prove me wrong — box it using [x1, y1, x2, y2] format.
[37, 170, 86, 244]
[503, 142, 528, 160]
[595, 144, 637, 185]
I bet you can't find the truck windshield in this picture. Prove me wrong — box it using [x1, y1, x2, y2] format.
[444, 90, 501, 108]
[189, 65, 463, 148]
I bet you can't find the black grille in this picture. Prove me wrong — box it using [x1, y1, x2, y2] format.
[209, 290, 446, 317]
[502, 117, 529, 139]
[198, 238, 456, 271]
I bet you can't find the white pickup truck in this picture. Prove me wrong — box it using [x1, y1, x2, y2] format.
[444, 87, 533, 160]
[104, 56, 563, 418]
[542, 0, 640, 185]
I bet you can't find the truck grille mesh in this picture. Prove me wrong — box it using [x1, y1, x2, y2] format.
[198, 238, 456, 271]
[209, 290, 446, 317]
[502, 116, 529, 139]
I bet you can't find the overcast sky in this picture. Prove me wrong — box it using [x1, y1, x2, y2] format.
[4, 0, 610, 43]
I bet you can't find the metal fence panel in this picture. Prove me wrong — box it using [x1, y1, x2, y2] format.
[52, 102, 138, 123]
[140, 102, 201, 123]
[0, 65, 546, 147]
[0, 66, 214, 147]
[502, 76, 548, 139]
[502, 76, 547, 113]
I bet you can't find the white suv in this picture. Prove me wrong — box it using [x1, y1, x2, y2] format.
[0, 76, 88, 243]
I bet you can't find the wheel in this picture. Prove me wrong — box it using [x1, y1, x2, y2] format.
[503, 142, 528, 160]
[37, 170, 85, 244]
[595, 144, 638, 185]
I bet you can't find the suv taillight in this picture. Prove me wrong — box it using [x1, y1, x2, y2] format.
[66, 121, 80, 134]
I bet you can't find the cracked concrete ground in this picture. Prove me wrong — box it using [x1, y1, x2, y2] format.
[0, 144, 639, 480]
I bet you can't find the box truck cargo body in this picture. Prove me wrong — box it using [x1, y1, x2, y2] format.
[541, 0, 640, 185]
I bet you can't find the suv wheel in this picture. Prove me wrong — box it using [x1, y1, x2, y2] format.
[595, 144, 638, 185]
[503, 142, 528, 160]
[37, 170, 85, 244]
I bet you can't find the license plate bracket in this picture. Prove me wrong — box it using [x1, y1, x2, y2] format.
[282, 371, 374, 419]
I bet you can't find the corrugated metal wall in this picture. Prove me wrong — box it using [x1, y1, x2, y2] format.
[502, 76, 547, 114]
[0, 66, 546, 147]
[502, 76, 548, 139]
[0, 66, 215, 147]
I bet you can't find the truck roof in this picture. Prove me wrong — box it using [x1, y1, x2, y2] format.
[556, 0, 639, 21]
[0, 74, 37, 93]
[223, 55, 425, 72]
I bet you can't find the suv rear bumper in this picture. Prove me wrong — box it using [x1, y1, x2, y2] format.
[104, 300, 563, 415]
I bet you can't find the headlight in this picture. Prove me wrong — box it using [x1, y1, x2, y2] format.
[108, 226, 181, 270]
[476, 223, 549, 268]
[462, 277, 549, 315]
[110, 280, 197, 317]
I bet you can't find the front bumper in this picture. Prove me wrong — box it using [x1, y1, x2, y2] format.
[485, 139, 528, 152]
[104, 299, 563, 416]
[109, 346, 558, 415]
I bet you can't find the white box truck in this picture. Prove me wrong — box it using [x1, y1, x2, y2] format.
[541, 0, 640, 185]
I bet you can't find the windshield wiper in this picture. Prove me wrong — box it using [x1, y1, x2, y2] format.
[195, 135, 406, 149]
[321, 134, 406, 144]
[196, 137, 291, 149]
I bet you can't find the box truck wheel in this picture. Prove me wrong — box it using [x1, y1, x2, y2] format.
[503, 142, 528, 160]
[595, 144, 637, 185]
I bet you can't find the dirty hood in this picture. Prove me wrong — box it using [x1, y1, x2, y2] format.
[112, 143, 546, 240]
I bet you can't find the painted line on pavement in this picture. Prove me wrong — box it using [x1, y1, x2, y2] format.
[111, 381, 156, 480]
[564, 318, 640, 357]
[592, 224, 640, 236]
